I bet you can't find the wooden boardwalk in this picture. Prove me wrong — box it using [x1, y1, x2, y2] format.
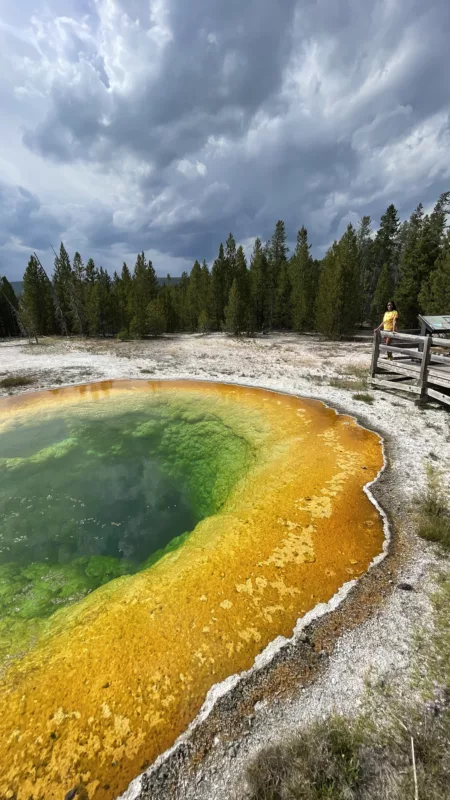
[369, 330, 450, 407]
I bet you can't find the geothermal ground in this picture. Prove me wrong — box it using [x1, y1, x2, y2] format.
[0, 332, 449, 800]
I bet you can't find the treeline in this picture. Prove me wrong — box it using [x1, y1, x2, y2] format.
[1, 190, 449, 341]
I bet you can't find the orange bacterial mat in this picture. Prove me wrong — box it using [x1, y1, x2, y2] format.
[0, 381, 385, 800]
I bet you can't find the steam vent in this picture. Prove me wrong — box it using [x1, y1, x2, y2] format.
[0, 380, 384, 799]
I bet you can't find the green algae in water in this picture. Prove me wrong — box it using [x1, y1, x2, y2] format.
[0, 398, 254, 663]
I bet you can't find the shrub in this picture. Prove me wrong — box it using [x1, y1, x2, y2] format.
[116, 329, 129, 342]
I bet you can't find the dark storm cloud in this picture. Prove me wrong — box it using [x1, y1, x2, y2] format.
[1, 0, 450, 279]
[25, 0, 299, 166]
[0, 184, 62, 252]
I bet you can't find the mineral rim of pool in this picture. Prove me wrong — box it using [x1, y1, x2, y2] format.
[0, 381, 384, 800]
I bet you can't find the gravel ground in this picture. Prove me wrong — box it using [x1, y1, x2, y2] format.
[0, 332, 449, 800]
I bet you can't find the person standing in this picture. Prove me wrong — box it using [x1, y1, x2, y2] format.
[374, 300, 398, 359]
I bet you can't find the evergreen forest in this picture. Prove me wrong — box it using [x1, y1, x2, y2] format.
[1, 191, 449, 341]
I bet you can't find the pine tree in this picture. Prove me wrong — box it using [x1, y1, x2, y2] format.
[268, 220, 288, 330]
[419, 231, 450, 314]
[235, 245, 251, 333]
[199, 260, 212, 329]
[394, 204, 424, 327]
[114, 263, 132, 333]
[0, 277, 20, 337]
[52, 242, 73, 334]
[371, 263, 393, 326]
[84, 259, 100, 336]
[315, 243, 340, 337]
[274, 263, 292, 329]
[224, 233, 237, 302]
[370, 205, 400, 322]
[22, 255, 55, 335]
[224, 279, 242, 335]
[356, 216, 374, 325]
[174, 272, 190, 330]
[291, 227, 316, 332]
[147, 297, 166, 336]
[71, 252, 86, 335]
[96, 268, 113, 336]
[129, 252, 158, 337]
[211, 243, 227, 329]
[159, 276, 178, 333]
[338, 223, 361, 331]
[249, 238, 270, 332]
[186, 261, 203, 331]
[23, 256, 45, 335]
[315, 224, 360, 337]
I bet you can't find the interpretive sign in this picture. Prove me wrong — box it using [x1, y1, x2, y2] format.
[418, 314, 450, 334]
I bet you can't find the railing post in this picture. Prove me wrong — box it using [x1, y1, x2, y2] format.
[370, 330, 381, 377]
[417, 335, 432, 399]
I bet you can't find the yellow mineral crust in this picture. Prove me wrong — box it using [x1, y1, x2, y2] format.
[0, 381, 384, 800]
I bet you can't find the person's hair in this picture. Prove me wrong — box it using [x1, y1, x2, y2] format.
[386, 299, 397, 311]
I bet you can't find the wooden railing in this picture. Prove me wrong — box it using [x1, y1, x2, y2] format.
[369, 330, 450, 406]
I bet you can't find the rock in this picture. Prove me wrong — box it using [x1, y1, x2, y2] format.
[64, 789, 78, 800]
[398, 582, 414, 591]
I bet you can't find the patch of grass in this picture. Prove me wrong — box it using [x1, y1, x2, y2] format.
[414, 465, 450, 550]
[0, 375, 35, 389]
[246, 573, 450, 800]
[341, 364, 369, 379]
[352, 393, 375, 405]
[140, 368, 155, 374]
[329, 377, 367, 391]
[246, 717, 364, 800]
[246, 707, 450, 800]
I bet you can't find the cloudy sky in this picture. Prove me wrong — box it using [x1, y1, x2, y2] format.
[1, 0, 449, 281]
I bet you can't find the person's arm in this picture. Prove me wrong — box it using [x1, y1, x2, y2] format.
[392, 312, 398, 333]
[374, 319, 384, 333]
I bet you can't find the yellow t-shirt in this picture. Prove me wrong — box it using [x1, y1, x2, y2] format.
[382, 310, 398, 332]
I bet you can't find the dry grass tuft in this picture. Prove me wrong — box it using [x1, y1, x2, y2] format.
[329, 377, 367, 391]
[415, 466, 450, 550]
[245, 717, 364, 799]
[245, 707, 450, 799]
[0, 375, 35, 388]
[352, 393, 375, 405]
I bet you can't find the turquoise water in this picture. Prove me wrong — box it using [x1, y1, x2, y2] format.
[0, 415, 198, 568]
[0, 399, 254, 659]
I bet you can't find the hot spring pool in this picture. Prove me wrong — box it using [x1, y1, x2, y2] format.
[0, 381, 385, 800]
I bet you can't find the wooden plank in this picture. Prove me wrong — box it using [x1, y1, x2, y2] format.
[380, 374, 416, 382]
[370, 331, 381, 377]
[428, 365, 450, 383]
[377, 359, 421, 376]
[427, 352, 450, 365]
[418, 335, 432, 398]
[380, 331, 425, 343]
[369, 378, 421, 394]
[428, 361, 450, 375]
[379, 344, 421, 358]
[427, 371, 450, 389]
[431, 336, 450, 348]
[426, 387, 450, 406]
